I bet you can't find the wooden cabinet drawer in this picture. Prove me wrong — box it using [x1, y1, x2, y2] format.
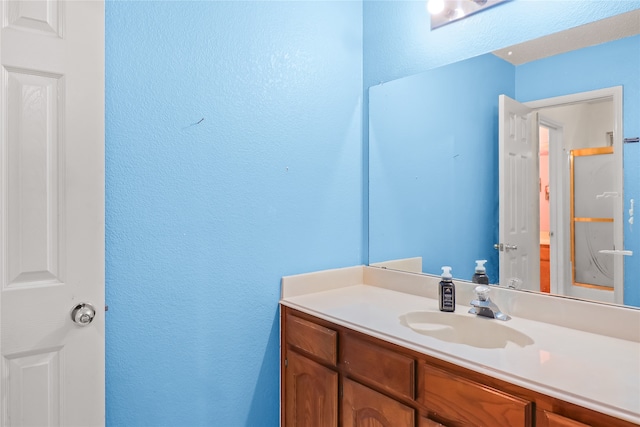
[539, 411, 591, 427]
[342, 378, 414, 427]
[286, 314, 337, 366]
[341, 334, 415, 400]
[418, 364, 533, 427]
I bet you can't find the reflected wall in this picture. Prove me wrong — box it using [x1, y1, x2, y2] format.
[369, 53, 514, 283]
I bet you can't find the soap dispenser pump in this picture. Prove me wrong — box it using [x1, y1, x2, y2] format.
[439, 266, 455, 312]
[472, 260, 489, 285]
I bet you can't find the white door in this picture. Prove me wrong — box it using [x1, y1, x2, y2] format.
[498, 95, 539, 290]
[1, 1, 105, 426]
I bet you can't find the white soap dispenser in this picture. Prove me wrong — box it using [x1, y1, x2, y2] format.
[472, 260, 489, 285]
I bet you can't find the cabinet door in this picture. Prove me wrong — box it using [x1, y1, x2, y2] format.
[342, 377, 414, 427]
[285, 350, 338, 427]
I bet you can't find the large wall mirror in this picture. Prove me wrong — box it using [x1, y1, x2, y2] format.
[368, 10, 640, 308]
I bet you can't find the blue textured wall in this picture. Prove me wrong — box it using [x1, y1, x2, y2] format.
[369, 53, 515, 282]
[516, 35, 640, 306]
[105, 2, 362, 426]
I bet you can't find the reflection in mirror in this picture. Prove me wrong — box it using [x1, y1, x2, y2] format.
[428, 0, 511, 30]
[368, 10, 640, 308]
[498, 89, 623, 306]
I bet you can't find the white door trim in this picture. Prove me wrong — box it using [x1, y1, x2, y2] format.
[525, 86, 624, 304]
[537, 116, 566, 296]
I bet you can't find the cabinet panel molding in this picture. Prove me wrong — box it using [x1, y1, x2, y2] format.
[284, 350, 338, 427]
[342, 377, 414, 427]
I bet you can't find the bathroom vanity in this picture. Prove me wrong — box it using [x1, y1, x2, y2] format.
[280, 266, 640, 427]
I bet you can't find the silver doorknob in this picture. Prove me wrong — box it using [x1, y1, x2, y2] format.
[71, 303, 96, 326]
[494, 243, 518, 252]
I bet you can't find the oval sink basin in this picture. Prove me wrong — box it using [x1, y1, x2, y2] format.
[400, 311, 534, 349]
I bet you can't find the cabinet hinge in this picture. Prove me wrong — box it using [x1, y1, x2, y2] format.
[284, 358, 288, 367]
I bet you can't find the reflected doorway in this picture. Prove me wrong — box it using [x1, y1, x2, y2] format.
[533, 90, 621, 305]
[539, 126, 551, 294]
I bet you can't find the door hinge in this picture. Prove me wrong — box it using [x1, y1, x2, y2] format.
[284, 358, 288, 367]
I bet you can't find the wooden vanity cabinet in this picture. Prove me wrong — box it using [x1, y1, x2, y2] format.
[342, 377, 414, 427]
[540, 244, 550, 293]
[281, 306, 636, 427]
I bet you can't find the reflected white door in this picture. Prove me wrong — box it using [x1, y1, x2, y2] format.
[1, 1, 105, 426]
[498, 95, 539, 289]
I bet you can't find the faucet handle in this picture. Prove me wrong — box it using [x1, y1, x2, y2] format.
[474, 285, 490, 301]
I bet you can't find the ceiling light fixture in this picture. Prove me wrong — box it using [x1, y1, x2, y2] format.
[428, 0, 512, 30]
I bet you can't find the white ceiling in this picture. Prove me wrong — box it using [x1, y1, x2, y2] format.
[492, 9, 640, 65]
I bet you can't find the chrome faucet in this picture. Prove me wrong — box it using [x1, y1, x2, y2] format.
[469, 286, 510, 321]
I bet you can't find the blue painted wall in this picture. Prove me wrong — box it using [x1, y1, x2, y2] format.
[516, 35, 640, 306]
[105, 2, 362, 426]
[369, 53, 515, 282]
[105, 1, 639, 425]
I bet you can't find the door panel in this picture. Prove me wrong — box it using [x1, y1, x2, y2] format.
[499, 95, 539, 290]
[1, 1, 105, 425]
[6, 69, 64, 288]
[5, 349, 63, 426]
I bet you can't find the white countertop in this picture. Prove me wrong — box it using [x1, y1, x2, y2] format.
[280, 266, 640, 425]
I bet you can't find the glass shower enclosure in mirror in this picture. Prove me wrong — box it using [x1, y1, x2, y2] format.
[368, 10, 640, 308]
